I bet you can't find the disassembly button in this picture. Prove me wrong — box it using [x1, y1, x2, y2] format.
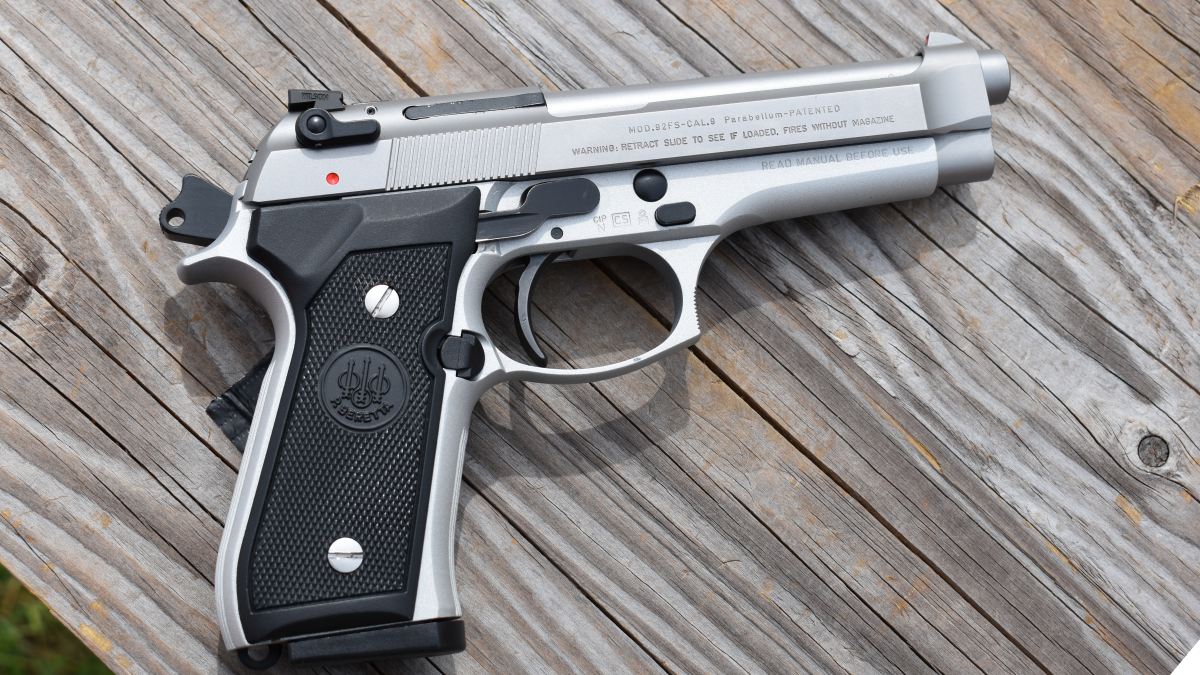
[633, 169, 668, 201]
[654, 202, 695, 226]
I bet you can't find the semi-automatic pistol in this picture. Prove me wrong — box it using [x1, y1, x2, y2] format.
[159, 32, 1009, 668]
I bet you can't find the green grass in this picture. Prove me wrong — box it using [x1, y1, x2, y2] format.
[0, 566, 111, 674]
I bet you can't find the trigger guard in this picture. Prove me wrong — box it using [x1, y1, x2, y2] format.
[495, 316, 701, 385]
[492, 234, 719, 385]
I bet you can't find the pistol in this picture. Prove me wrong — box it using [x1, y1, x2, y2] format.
[160, 32, 1009, 668]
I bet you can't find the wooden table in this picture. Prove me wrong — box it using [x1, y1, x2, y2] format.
[1, 0, 1197, 672]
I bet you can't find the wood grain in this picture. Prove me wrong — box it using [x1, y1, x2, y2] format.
[0, 0, 1196, 672]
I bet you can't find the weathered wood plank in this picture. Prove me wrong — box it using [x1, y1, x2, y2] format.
[482, 267, 1044, 673]
[0, 207, 229, 573]
[0, 0, 270, 393]
[429, 484, 664, 674]
[937, 0, 1199, 202]
[0, 244, 230, 672]
[1, 0, 1196, 671]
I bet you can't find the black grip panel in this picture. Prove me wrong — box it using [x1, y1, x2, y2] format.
[241, 186, 479, 644]
[252, 245, 445, 609]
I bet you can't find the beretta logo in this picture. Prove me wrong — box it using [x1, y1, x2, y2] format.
[318, 345, 409, 431]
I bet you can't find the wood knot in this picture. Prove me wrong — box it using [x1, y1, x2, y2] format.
[1136, 434, 1169, 468]
[0, 262, 42, 325]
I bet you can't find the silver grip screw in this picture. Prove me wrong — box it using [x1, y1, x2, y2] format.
[364, 284, 399, 319]
[328, 537, 364, 573]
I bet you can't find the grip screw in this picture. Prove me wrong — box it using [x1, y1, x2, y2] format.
[364, 284, 399, 319]
[328, 537, 364, 573]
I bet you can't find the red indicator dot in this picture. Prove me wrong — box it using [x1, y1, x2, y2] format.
[326, 172, 340, 185]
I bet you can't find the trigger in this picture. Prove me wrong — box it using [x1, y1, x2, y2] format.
[516, 252, 561, 367]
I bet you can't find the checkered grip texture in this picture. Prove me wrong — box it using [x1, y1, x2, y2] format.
[249, 244, 450, 611]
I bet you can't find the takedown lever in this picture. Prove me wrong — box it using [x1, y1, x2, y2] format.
[476, 177, 599, 242]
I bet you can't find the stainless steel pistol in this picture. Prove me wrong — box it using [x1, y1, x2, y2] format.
[159, 32, 1009, 668]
